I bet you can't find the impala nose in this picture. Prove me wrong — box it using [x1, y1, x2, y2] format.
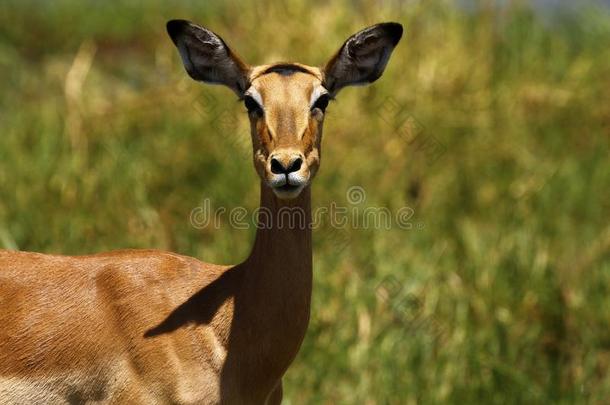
[270, 154, 303, 175]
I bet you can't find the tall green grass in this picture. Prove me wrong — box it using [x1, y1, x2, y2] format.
[1, 0, 609, 403]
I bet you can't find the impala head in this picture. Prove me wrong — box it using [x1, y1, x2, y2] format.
[167, 20, 402, 199]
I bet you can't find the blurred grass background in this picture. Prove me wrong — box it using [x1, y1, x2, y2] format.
[1, 0, 610, 403]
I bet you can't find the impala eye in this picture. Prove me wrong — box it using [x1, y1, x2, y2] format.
[312, 94, 330, 113]
[244, 95, 262, 116]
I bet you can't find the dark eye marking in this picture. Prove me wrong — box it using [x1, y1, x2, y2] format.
[311, 94, 330, 113]
[244, 95, 263, 116]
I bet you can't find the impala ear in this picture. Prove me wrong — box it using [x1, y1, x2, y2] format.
[323, 22, 403, 96]
[166, 20, 250, 96]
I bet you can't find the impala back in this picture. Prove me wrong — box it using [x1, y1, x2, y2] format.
[0, 249, 231, 403]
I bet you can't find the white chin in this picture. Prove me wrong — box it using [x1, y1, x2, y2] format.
[271, 184, 305, 199]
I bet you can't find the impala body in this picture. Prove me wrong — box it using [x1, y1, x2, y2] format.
[0, 20, 401, 404]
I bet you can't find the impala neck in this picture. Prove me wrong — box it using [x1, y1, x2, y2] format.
[248, 183, 312, 268]
[215, 184, 313, 397]
[240, 182, 313, 338]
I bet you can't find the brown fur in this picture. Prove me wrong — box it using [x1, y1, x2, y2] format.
[0, 185, 309, 404]
[0, 20, 401, 404]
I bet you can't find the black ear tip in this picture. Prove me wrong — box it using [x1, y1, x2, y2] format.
[166, 19, 190, 41]
[380, 22, 403, 45]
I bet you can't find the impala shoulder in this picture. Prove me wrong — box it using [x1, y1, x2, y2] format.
[93, 250, 227, 295]
[93, 249, 222, 271]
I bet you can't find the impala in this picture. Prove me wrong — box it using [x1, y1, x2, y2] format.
[0, 20, 402, 404]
